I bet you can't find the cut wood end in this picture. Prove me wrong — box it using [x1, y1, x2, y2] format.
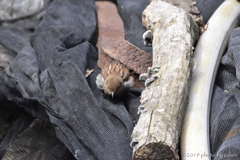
[133, 141, 178, 160]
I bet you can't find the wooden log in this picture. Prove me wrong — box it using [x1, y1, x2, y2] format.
[131, 1, 199, 159]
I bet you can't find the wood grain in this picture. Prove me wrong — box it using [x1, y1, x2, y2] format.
[131, 1, 199, 159]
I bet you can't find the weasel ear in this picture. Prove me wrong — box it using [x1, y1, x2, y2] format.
[96, 74, 105, 90]
[123, 76, 134, 89]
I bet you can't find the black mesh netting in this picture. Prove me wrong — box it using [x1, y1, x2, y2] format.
[191, 0, 240, 158]
[195, 0, 224, 23]
[1, 0, 240, 159]
[0, 0, 150, 159]
[211, 27, 240, 160]
[195, 0, 240, 23]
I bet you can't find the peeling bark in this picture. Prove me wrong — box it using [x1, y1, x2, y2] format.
[131, 1, 199, 159]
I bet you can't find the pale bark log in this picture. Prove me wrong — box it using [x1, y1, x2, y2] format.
[131, 1, 199, 159]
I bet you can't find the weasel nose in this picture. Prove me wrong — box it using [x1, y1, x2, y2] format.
[111, 92, 114, 98]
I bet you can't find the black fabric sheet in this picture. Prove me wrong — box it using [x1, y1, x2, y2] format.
[195, 0, 224, 23]
[116, 0, 153, 55]
[211, 28, 240, 159]
[190, 0, 240, 158]
[3, 0, 240, 159]
[0, 0, 150, 159]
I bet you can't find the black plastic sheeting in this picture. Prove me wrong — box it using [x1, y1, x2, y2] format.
[0, 0, 149, 159]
